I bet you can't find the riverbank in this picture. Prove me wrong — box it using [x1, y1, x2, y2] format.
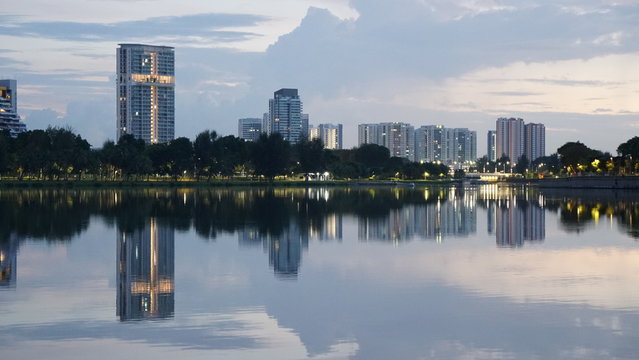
[0, 178, 461, 188]
[537, 176, 639, 189]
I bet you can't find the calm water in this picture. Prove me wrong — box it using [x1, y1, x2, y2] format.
[1, 185, 639, 359]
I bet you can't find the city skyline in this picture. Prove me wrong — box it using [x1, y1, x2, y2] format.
[1, 1, 637, 154]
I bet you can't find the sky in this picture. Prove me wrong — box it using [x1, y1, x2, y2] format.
[1, 0, 638, 154]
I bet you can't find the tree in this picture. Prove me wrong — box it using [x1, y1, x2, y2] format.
[515, 155, 529, 175]
[166, 137, 194, 179]
[557, 141, 601, 173]
[475, 155, 495, 173]
[193, 130, 217, 179]
[14, 130, 51, 179]
[354, 144, 390, 177]
[251, 133, 291, 180]
[0, 130, 13, 177]
[532, 153, 561, 174]
[145, 143, 170, 175]
[617, 137, 639, 158]
[114, 134, 151, 178]
[294, 138, 325, 177]
[216, 135, 248, 177]
[496, 155, 511, 173]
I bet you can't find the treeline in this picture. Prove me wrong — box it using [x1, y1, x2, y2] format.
[473, 137, 639, 176]
[0, 127, 449, 181]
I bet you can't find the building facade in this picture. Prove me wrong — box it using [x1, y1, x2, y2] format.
[450, 128, 477, 167]
[525, 123, 545, 161]
[415, 125, 476, 167]
[238, 118, 262, 142]
[117, 44, 175, 144]
[0, 79, 27, 137]
[310, 123, 343, 149]
[358, 122, 414, 160]
[487, 130, 496, 162]
[267, 88, 303, 144]
[496, 117, 525, 162]
[358, 123, 380, 146]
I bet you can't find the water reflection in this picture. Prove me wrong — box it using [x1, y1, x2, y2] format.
[541, 189, 639, 238]
[117, 218, 175, 320]
[0, 233, 17, 287]
[3, 186, 639, 359]
[358, 194, 476, 243]
[3, 186, 639, 284]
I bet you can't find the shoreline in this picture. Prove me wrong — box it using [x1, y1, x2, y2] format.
[0, 179, 461, 188]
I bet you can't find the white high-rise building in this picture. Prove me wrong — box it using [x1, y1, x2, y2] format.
[450, 128, 477, 167]
[525, 123, 545, 161]
[415, 125, 448, 163]
[496, 118, 524, 162]
[415, 125, 476, 166]
[117, 44, 175, 144]
[0, 79, 27, 137]
[358, 123, 414, 160]
[310, 123, 343, 150]
[267, 88, 303, 144]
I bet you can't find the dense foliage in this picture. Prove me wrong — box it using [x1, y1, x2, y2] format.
[0, 128, 450, 181]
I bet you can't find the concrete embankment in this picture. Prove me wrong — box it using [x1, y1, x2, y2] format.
[538, 176, 639, 189]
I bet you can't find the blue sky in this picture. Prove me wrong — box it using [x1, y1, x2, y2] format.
[1, 0, 638, 153]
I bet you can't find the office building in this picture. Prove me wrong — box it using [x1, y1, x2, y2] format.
[0, 79, 27, 137]
[487, 130, 496, 162]
[496, 117, 524, 162]
[238, 118, 262, 142]
[310, 123, 343, 149]
[525, 123, 546, 161]
[117, 218, 174, 320]
[117, 44, 175, 144]
[267, 88, 303, 144]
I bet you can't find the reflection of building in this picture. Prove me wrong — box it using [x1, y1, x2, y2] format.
[268, 223, 308, 279]
[358, 198, 477, 242]
[312, 214, 343, 240]
[494, 199, 545, 247]
[0, 234, 18, 287]
[117, 44, 175, 144]
[238, 223, 311, 279]
[117, 218, 174, 320]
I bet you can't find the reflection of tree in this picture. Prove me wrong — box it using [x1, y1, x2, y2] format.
[541, 189, 639, 239]
[0, 189, 95, 242]
[0, 187, 450, 244]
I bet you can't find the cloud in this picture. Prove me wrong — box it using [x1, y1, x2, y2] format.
[0, 13, 269, 46]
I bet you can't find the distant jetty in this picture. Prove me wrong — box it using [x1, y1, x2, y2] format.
[538, 176, 639, 189]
